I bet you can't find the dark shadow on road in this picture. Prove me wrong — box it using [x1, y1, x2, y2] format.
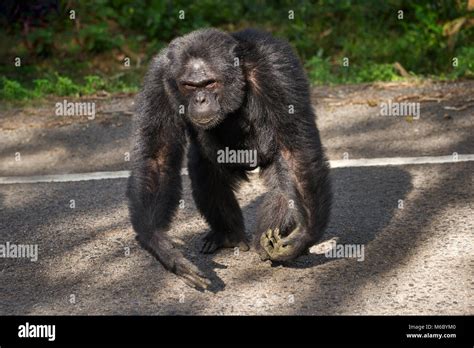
[289, 165, 412, 269]
[286, 137, 473, 314]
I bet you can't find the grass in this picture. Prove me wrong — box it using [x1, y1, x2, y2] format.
[0, 73, 139, 101]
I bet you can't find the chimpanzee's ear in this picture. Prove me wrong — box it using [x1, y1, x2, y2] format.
[233, 35, 252, 62]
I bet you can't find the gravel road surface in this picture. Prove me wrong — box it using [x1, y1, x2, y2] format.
[0, 81, 472, 314]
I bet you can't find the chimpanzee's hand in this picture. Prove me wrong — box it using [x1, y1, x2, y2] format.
[149, 234, 211, 290]
[259, 226, 309, 262]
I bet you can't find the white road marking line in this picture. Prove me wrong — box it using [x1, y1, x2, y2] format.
[330, 154, 474, 168]
[0, 171, 130, 184]
[0, 154, 472, 185]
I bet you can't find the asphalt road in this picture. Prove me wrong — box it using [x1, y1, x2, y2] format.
[0, 81, 472, 314]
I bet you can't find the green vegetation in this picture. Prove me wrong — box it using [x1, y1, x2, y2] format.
[1, 0, 472, 100]
[0, 74, 138, 100]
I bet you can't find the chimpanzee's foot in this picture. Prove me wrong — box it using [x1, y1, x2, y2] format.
[201, 230, 250, 254]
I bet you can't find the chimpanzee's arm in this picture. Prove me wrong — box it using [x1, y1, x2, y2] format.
[127, 58, 210, 290]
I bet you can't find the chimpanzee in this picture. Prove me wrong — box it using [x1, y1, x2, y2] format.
[127, 28, 332, 289]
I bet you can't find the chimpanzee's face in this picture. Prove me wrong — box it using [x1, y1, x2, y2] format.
[167, 29, 246, 130]
[177, 58, 224, 129]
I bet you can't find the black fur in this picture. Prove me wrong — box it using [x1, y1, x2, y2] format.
[127, 28, 332, 289]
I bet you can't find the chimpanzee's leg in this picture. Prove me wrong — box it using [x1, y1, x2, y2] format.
[188, 143, 249, 254]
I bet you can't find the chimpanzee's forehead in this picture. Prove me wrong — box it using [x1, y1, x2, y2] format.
[179, 58, 218, 82]
[187, 58, 207, 71]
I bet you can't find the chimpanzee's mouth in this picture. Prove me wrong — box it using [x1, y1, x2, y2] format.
[195, 117, 216, 126]
[197, 118, 213, 124]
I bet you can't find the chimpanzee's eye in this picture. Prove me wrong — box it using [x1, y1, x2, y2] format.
[182, 83, 197, 91]
[205, 81, 217, 89]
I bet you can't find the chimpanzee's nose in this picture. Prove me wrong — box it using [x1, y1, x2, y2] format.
[194, 92, 207, 105]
